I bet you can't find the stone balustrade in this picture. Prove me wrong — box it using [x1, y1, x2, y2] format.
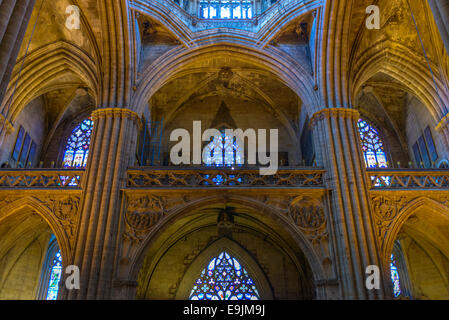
[367, 169, 449, 189]
[127, 166, 325, 189]
[0, 169, 84, 188]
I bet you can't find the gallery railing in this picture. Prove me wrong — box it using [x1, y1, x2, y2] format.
[127, 166, 325, 189]
[0, 169, 84, 188]
[367, 169, 449, 190]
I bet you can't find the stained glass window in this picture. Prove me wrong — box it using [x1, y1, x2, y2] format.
[189, 251, 260, 300]
[204, 130, 242, 167]
[199, 1, 253, 19]
[46, 250, 62, 300]
[203, 130, 242, 185]
[390, 253, 402, 298]
[357, 119, 388, 168]
[63, 118, 93, 168]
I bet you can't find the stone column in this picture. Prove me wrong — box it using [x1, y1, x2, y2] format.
[63, 108, 140, 300]
[428, 0, 449, 56]
[0, 0, 36, 150]
[311, 108, 388, 300]
[0, 0, 35, 107]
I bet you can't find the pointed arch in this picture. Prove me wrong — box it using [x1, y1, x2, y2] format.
[0, 196, 72, 266]
[1, 41, 99, 122]
[382, 197, 449, 271]
[132, 44, 319, 116]
[351, 42, 449, 121]
[128, 194, 325, 296]
[131, 0, 322, 48]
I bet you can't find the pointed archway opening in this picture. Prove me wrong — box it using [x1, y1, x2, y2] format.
[0, 209, 63, 300]
[385, 201, 449, 299]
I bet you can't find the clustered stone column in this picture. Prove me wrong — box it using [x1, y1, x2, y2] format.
[0, 0, 36, 148]
[311, 108, 388, 300]
[62, 108, 140, 300]
[429, 0, 449, 159]
[0, 0, 35, 107]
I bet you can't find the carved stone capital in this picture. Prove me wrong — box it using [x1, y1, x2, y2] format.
[92, 108, 141, 128]
[310, 108, 360, 128]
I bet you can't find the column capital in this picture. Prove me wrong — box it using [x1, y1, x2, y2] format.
[92, 108, 141, 129]
[310, 108, 360, 128]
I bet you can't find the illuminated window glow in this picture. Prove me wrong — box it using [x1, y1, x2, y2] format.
[199, 1, 253, 19]
[204, 130, 243, 167]
[189, 251, 260, 300]
[203, 130, 242, 185]
[357, 119, 388, 168]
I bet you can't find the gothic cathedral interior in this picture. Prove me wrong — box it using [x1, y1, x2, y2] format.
[1, 0, 449, 301]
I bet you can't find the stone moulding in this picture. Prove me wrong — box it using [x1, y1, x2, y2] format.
[310, 108, 360, 128]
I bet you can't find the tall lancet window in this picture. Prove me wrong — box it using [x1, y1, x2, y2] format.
[62, 117, 94, 168]
[46, 250, 63, 300]
[199, 1, 253, 19]
[189, 251, 260, 300]
[357, 119, 388, 168]
[390, 253, 402, 298]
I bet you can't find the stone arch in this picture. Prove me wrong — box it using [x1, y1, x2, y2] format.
[351, 42, 449, 121]
[125, 194, 326, 299]
[132, 44, 319, 116]
[382, 197, 449, 298]
[134, 0, 322, 47]
[0, 196, 71, 299]
[159, 70, 299, 144]
[175, 237, 274, 299]
[1, 41, 99, 122]
[0, 196, 71, 266]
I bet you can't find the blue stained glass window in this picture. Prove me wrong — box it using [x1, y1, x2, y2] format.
[63, 118, 93, 168]
[358, 119, 390, 186]
[390, 253, 402, 298]
[46, 250, 62, 300]
[357, 119, 388, 168]
[204, 130, 242, 185]
[204, 131, 242, 167]
[189, 251, 260, 300]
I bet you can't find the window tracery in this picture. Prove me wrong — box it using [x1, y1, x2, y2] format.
[62, 117, 94, 168]
[357, 119, 388, 168]
[189, 251, 260, 300]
